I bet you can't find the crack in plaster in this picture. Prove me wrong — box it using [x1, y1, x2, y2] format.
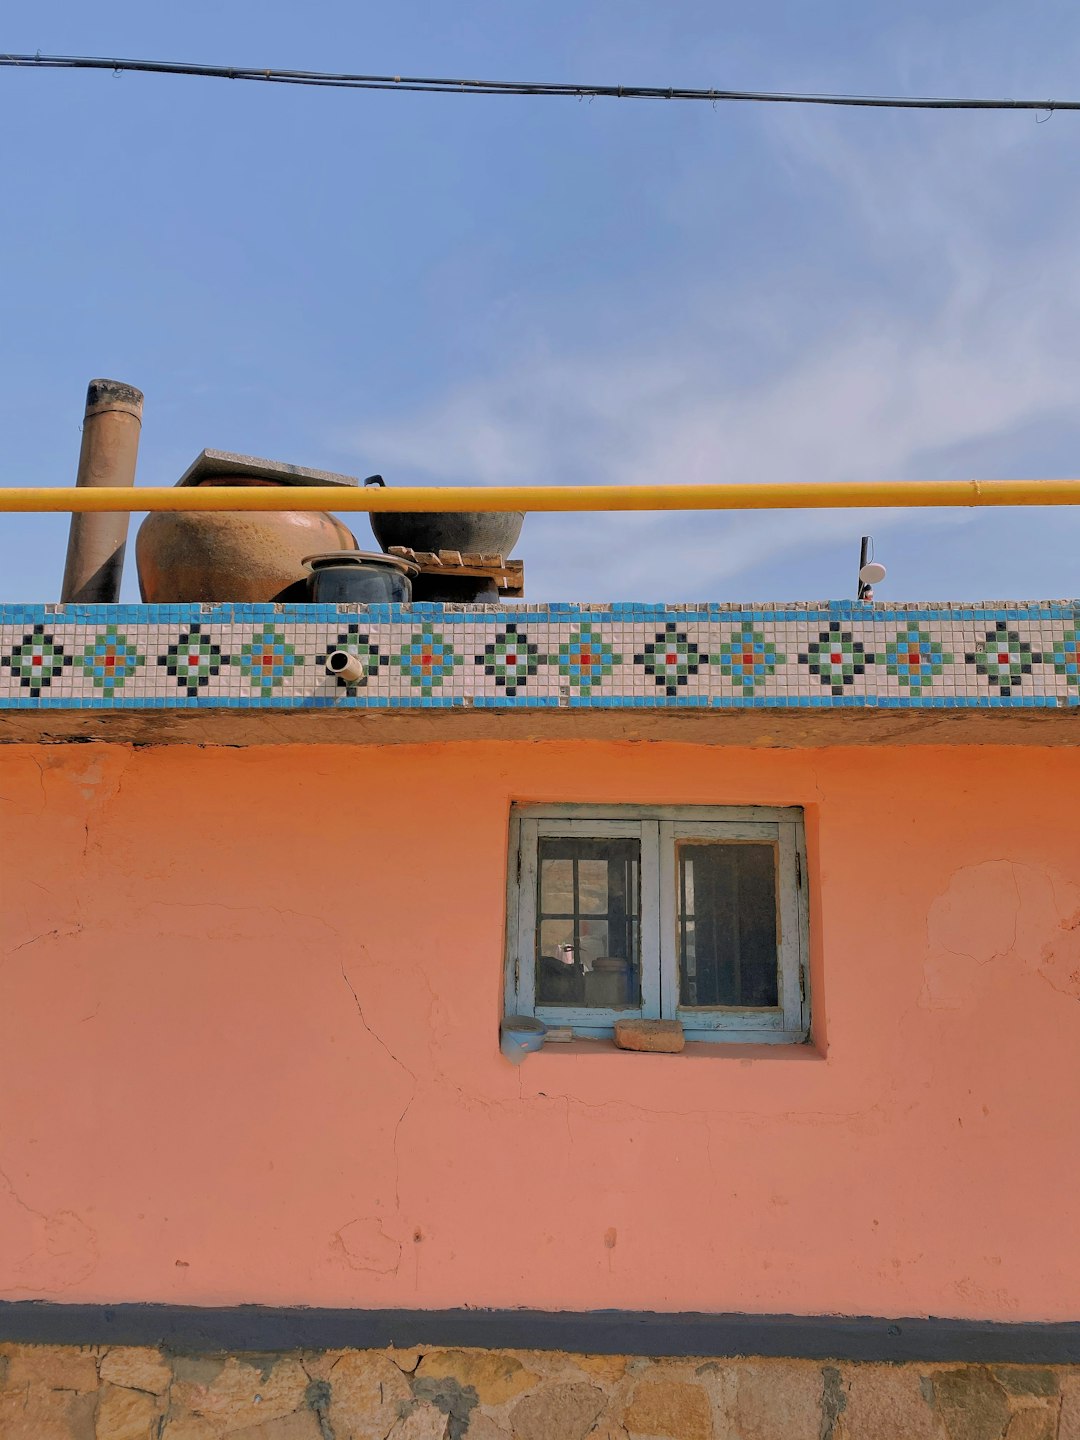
[331, 1215, 403, 1276]
[338, 960, 419, 1265]
[934, 866, 1028, 970]
[1, 923, 83, 965]
[809, 762, 826, 808]
[29, 754, 47, 812]
[0, 1162, 98, 1294]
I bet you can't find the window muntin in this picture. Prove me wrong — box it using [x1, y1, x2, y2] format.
[509, 806, 808, 1044]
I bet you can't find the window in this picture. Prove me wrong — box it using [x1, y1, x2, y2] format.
[506, 805, 809, 1044]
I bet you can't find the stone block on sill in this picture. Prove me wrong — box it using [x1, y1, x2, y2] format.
[613, 1019, 685, 1053]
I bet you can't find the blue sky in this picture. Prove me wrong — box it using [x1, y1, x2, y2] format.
[4, 0, 1080, 603]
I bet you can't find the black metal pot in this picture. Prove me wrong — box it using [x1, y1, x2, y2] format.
[303, 551, 416, 603]
[364, 475, 523, 558]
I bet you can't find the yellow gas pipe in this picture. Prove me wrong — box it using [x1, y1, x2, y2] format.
[1, 480, 1080, 512]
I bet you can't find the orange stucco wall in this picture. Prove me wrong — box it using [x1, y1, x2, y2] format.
[1, 740, 1078, 1320]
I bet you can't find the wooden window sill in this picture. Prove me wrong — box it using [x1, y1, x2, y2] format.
[525, 1037, 825, 1062]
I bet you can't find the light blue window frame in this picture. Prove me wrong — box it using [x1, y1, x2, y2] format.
[505, 804, 809, 1044]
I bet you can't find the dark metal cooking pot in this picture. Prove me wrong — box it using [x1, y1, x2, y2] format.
[363, 475, 524, 559]
[303, 551, 417, 603]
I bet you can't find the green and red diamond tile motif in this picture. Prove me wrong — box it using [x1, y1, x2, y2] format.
[964, 622, 1042, 697]
[1, 624, 73, 696]
[882, 625, 953, 696]
[798, 623, 873, 697]
[315, 625, 389, 693]
[635, 623, 709, 696]
[158, 624, 230, 697]
[390, 624, 463, 696]
[236, 624, 303, 695]
[476, 623, 543, 697]
[2, 605, 1079, 708]
[76, 626, 145, 698]
[712, 625, 785, 695]
[555, 623, 621, 694]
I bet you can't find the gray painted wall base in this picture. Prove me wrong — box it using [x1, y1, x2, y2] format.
[0, 1305, 1077, 1364]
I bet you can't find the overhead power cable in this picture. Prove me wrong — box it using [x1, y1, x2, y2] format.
[0, 52, 1076, 112]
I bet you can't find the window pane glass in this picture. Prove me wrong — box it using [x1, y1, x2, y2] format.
[536, 838, 640, 1008]
[577, 859, 611, 914]
[540, 857, 574, 912]
[676, 841, 779, 1008]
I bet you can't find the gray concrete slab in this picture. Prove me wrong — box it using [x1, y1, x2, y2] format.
[176, 449, 361, 487]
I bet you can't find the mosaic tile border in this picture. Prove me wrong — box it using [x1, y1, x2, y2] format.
[2, 602, 1079, 711]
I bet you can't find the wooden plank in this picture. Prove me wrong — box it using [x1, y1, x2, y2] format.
[411, 561, 523, 581]
[375, 546, 523, 592]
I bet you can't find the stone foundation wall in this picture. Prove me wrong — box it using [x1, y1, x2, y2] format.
[1, 1343, 1077, 1440]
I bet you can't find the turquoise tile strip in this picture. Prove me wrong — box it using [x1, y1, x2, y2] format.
[2, 602, 1079, 711]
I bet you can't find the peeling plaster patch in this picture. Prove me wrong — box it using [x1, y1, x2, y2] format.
[0, 1167, 98, 1294]
[1036, 907, 1080, 999]
[821, 1365, 848, 1440]
[170, 1355, 227, 1387]
[925, 861, 1025, 1003]
[949, 1275, 1023, 1316]
[332, 1216, 403, 1275]
[242, 1353, 285, 1383]
[304, 1376, 336, 1439]
[74, 754, 109, 802]
[923, 862, 1080, 1009]
[410, 1374, 478, 1440]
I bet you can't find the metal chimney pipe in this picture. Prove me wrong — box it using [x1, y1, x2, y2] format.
[60, 378, 144, 602]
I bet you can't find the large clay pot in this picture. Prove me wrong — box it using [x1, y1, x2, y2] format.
[136, 479, 359, 603]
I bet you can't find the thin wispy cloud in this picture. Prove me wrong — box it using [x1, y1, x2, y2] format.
[340, 101, 1080, 600]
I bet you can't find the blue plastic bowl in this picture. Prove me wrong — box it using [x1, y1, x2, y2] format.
[500, 1015, 547, 1059]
